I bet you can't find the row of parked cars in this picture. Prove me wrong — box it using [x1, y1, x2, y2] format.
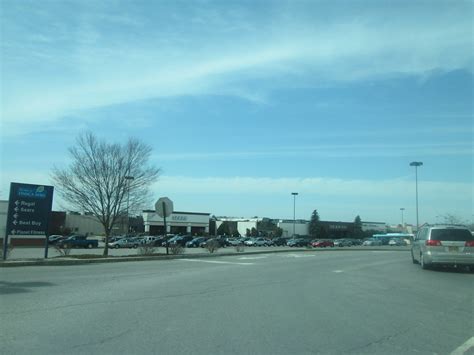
[104, 235, 401, 249]
[47, 233, 410, 250]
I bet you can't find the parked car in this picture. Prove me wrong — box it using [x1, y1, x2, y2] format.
[107, 235, 134, 243]
[312, 240, 334, 248]
[265, 238, 275, 246]
[108, 238, 141, 249]
[186, 237, 207, 248]
[168, 235, 194, 247]
[287, 238, 310, 247]
[57, 235, 98, 249]
[411, 225, 474, 270]
[153, 235, 174, 247]
[142, 236, 159, 245]
[272, 237, 288, 246]
[334, 239, 353, 247]
[226, 238, 243, 246]
[131, 237, 146, 245]
[48, 235, 65, 245]
[362, 238, 382, 246]
[254, 237, 270, 247]
[244, 238, 257, 246]
[389, 238, 406, 246]
[215, 236, 231, 247]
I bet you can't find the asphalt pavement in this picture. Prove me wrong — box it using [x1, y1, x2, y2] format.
[5, 245, 409, 260]
[1, 250, 473, 354]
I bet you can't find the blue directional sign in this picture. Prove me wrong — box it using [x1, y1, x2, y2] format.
[5, 183, 54, 236]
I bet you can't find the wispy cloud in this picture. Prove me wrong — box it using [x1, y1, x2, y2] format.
[1, 1, 472, 136]
[154, 142, 473, 161]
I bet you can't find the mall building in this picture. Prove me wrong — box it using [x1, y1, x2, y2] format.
[142, 210, 210, 236]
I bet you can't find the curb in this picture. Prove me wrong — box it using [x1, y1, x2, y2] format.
[0, 247, 410, 267]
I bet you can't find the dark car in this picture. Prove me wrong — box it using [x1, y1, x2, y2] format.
[272, 237, 288, 246]
[200, 237, 227, 248]
[168, 235, 194, 247]
[287, 238, 310, 247]
[186, 237, 207, 247]
[153, 235, 173, 246]
[311, 240, 334, 248]
[57, 235, 98, 249]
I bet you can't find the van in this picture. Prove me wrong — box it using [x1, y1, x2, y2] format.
[411, 225, 474, 270]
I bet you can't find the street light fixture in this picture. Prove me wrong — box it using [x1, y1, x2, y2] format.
[125, 176, 135, 234]
[291, 192, 298, 237]
[409, 162, 423, 231]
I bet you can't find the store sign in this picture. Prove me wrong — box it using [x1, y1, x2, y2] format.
[6, 182, 54, 236]
[172, 215, 187, 222]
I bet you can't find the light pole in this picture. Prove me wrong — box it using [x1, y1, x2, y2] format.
[125, 176, 134, 234]
[400, 208, 405, 230]
[291, 192, 298, 237]
[409, 162, 423, 231]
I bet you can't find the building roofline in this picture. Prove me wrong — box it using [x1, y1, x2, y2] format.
[142, 210, 210, 216]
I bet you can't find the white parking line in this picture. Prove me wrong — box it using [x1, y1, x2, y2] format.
[238, 256, 268, 260]
[283, 254, 317, 258]
[332, 270, 344, 273]
[179, 259, 254, 266]
[450, 336, 474, 355]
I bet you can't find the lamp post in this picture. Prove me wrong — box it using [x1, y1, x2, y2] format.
[125, 176, 134, 234]
[291, 192, 298, 237]
[400, 208, 405, 230]
[409, 162, 423, 231]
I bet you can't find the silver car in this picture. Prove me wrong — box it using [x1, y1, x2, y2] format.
[411, 225, 474, 270]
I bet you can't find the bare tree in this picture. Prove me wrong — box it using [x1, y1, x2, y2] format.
[52, 132, 160, 256]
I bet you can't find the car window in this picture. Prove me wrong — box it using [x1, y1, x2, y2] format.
[430, 229, 472, 241]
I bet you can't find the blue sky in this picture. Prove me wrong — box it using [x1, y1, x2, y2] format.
[1, 0, 473, 225]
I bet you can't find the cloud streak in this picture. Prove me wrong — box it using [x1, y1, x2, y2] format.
[154, 142, 473, 161]
[155, 175, 472, 201]
[1, 1, 473, 135]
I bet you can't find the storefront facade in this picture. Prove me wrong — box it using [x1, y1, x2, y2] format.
[142, 210, 210, 236]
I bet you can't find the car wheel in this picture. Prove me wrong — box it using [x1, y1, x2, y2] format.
[411, 250, 418, 264]
[420, 253, 429, 270]
[87, 243, 93, 249]
[115, 245, 120, 249]
[133, 244, 138, 248]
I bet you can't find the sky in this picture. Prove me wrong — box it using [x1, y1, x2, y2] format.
[1, 0, 473, 226]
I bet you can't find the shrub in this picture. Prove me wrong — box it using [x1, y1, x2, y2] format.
[54, 244, 72, 256]
[138, 244, 156, 256]
[5, 244, 15, 259]
[170, 244, 184, 255]
[206, 239, 220, 254]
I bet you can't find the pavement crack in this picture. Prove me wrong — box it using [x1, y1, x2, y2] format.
[70, 322, 139, 350]
[346, 326, 414, 353]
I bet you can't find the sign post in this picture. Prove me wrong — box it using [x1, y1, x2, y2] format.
[3, 182, 54, 260]
[155, 197, 173, 255]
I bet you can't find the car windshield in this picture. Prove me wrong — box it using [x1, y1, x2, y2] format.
[431, 229, 472, 242]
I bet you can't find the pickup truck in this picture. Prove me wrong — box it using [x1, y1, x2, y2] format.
[56, 235, 98, 249]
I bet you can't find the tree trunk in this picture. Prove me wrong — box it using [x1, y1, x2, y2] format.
[103, 231, 109, 256]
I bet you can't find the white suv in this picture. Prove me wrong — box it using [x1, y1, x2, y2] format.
[411, 225, 474, 270]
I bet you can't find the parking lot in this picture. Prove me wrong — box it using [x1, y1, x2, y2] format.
[1, 250, 472, 354]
